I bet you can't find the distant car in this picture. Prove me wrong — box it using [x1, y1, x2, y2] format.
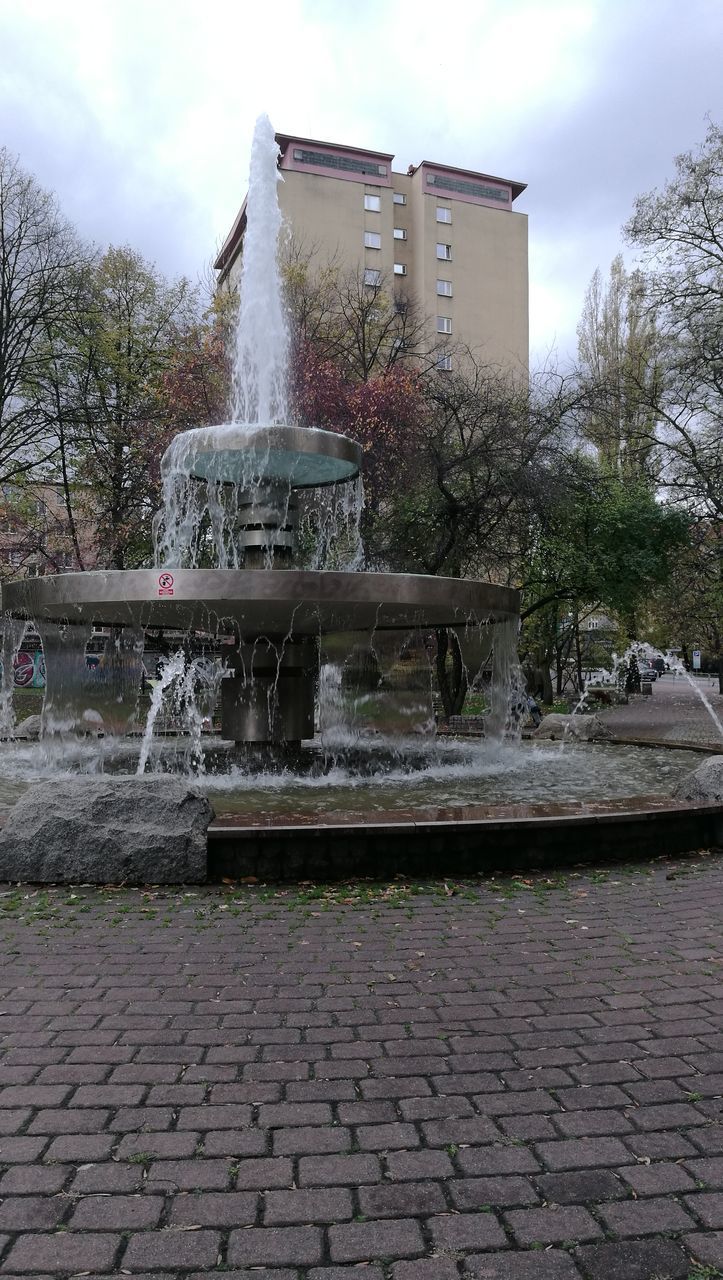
[638, 663, 658, 681]
[652, 657, 666, 675]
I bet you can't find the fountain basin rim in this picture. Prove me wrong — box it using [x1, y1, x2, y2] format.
[161, 423, 363, 488]
[2, 569, 520, 633]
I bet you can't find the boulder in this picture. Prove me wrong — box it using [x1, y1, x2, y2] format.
[0, 778, 213, 884]
[534, 713, 612, 742]
[673, 757, 723, 805]
[13, 715, 42, 740]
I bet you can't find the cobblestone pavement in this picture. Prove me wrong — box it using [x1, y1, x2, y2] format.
[596, 673, 723, 750]
[1, 858, 723, 1278]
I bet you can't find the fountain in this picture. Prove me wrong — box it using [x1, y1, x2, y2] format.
[0, 114, 519, 760]
[0, 115, 719, 880]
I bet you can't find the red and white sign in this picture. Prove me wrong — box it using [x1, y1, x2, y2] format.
[158, 572, 175, 597]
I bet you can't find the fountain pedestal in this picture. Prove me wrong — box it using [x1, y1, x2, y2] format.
[221, 639, 316, 744]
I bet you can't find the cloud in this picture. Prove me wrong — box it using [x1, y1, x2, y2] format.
[0, 0, 721, 360]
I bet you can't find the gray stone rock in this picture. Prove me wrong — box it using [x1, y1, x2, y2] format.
[673, 756, 723, 804]
[13, 715, 42, 740]
[0, 778, 213, 884]
[534, 713, 612, 742]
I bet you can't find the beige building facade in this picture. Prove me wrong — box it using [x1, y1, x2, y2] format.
[215, 133, 529, 374]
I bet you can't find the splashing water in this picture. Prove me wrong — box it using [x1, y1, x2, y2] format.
[137, 652, 187, 775]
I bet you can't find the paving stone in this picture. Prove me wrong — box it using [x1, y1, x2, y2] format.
[68, 1193, 164, 1229]
[618, 1160, 697, 1195]
[574, 1238, 689, 1279]
[504, 1204, 602, 1244]
[458, 1145, 541, 1176]
[534, 1136, 631, 1170]
[226, 1224, 323, 1267]
[450, 1176, 538, 1209]
[329, 1217, 425, 1262]
[393, 1263, 461, 1280]
[0, 1136, 47, 1161]
[0, 1165, 70, 1194]
[385, 1149, 455, 1180]
[309, 1269, 384, 1280]
[359, 1180, 448, 1218]
[427, 1210, 507, 1250]
[356, 1123, 420, 1150]
[122, 1228, 221, 1270]
[624, 1128, 699, 1159]
[71, 1162, 144, 1193]
[684, 1231, 723, 1268]
[145, 1156, 232, 1189]
[299, 1153, 381, 1186]
[43, 1133, 114, 1162]
[597, 1195, 696, 1235]
[272, 1124, 351, 1154]
[168, 1190, 258, 1225]
[684, 1191, 723, 1227]
[685, 1155, 723, 1186]
[464, 1253, 582, 1279]
[4, 1232, 119, 1273]
[0, 1195, 66, 1229]
[115, 1131, 200, 1160]
[264, 1186, 353, 1224]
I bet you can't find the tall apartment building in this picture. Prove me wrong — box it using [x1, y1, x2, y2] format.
[215, 133, 529, 373]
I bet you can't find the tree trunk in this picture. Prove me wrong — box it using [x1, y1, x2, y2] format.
[435, 628, 468, 717]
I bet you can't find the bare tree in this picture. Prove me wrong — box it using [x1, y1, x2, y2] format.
[625, 120, 723, 520]
[282, 240, 439, 382]
[0, 148, 87, 485]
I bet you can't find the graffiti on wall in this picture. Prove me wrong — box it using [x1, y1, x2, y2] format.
[5, 650, 101, 690]
[11, 651, 46, 689]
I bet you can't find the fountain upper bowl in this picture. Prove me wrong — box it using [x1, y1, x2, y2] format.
[161, 424, 363, 489]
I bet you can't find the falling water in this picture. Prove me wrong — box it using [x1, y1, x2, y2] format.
[0, 617, 27, 737]
[231, 113, 289, 425]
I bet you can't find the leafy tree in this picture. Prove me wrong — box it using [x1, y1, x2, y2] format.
[40, 246, 196, 568]
[646, 520, 723, 690]
[518, 463, 689, 694]
[576, 254, 661, 480]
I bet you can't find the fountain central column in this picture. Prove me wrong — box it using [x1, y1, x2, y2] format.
[182, 425, 362, 749]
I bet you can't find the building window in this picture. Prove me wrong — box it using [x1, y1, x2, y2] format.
[436, 243, 452, 260]
[364, 194, 381, 212]
[364, 231, 381, 250]
[436, 207, 452, 223]
[364, 268, 382, 287]
[436, 279, 453, 296]
[436, 316, 452, 334]
[293, 147, 387, 177]
[393, 227, 407, 240]
[427, 171, 509, 203]
[393, 263, 407, 275]
[393, 192, 406, 205]
[436, 354, 452, 371]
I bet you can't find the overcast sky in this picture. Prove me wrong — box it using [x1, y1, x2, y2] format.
[1, 0, 721, 366]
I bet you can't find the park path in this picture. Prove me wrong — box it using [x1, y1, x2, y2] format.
[0, 856, 723, 1278]
[596, 671, 723, 751]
